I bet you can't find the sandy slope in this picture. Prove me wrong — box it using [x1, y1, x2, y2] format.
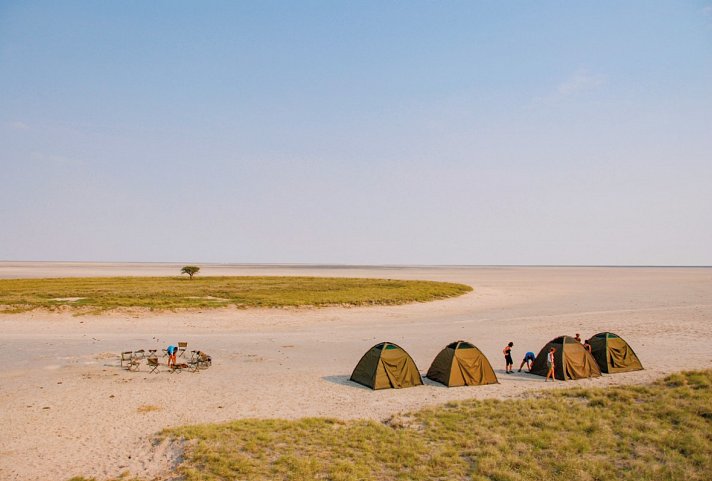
[0, 263, 710, 481]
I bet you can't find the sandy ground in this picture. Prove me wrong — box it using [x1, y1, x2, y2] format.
[1, 262, 711, 481]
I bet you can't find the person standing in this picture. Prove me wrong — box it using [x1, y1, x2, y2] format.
[518, 351, 536, 372]
[545, 347, 556, 381]
[503, 342, 514, 374]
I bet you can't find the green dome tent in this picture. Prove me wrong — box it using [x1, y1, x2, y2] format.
[587, 332, 643, 373]
[530, 336, 602, 381]
[350, 342, 423, 390]
[427, 340, 498, 387]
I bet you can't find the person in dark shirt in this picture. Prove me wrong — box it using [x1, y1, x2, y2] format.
[503, 342, 514, 374]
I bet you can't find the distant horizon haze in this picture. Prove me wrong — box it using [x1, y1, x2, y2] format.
[1, 260, 710, 269]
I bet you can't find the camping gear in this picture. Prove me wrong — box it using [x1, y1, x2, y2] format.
[170, 362, 190, 373]
[427, 340, 498, 387]
[189, 351, 212, 370]
[587, 332, 643, 373]
[121, 351, 140, 371]
[147, 357, 160, 373]
[177, 341, 188, 357]
[350, 342, 423, 390]
[530, 336, 602, 380]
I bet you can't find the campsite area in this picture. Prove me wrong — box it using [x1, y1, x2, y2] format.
[1, 263, 711, 480]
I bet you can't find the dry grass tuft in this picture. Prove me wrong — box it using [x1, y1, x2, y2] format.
[136, 404, 161, 414]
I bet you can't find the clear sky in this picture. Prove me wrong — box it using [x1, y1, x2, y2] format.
[1, 1, 711, 265]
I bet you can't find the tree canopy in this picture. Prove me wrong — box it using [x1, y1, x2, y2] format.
[181, 265, 200, 279]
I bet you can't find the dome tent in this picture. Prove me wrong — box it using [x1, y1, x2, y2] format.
[427, 340, 498, 387]
[587, 332, 643, 373]
[530, 336, 602, 381]
[350, 342, 423, 390]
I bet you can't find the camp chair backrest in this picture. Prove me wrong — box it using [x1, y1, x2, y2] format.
[121, 351, 133, 367]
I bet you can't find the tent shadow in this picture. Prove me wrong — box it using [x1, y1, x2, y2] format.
[421, 376, 448, 388]
[500, 371, 547, 383]
[323, 374, 449, 389]
[322, 374, 373, 390]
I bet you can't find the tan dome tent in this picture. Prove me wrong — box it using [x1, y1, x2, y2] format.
[427, 340, 498, 387]
[350, 342, 423, 390]
[530, 336, 602, 381]
[587, 332, 643, 373]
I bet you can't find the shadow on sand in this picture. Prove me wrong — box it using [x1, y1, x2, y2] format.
[321, 374, 372, 390]
[497, 370, 548, 383]
[323, 374, 454, 389]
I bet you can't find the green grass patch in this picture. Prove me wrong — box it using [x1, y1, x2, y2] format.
[0, 276, 472, 313]
[157, 370, 712, 481]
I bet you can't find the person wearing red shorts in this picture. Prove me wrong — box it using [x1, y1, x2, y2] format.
[167, 345, 177, 368]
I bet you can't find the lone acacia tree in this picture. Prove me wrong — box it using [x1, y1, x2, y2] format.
[181, 265, 200, 280]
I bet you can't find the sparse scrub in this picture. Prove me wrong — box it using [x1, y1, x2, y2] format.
[0, 276, 472, 313]
[160, 370, 712, 481]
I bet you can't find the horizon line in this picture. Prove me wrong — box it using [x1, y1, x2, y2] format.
[1, 260, 710, 269]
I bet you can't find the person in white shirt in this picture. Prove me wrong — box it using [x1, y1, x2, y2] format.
[545, 347, 556, 382]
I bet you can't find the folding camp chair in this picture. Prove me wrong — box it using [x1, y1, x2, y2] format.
[147, 357, 160, 373]
[177, 342, 188, 357]
[121, 351, 140, 371]
[170, 362, 190, 373]
[133, 349, 145, 359]
[120, 351, 132, 368]
[186, 351, 211, 372]
[196, 351, 212, 369]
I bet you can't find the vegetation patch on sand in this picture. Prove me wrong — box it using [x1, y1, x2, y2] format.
[0, 276, 472, 313]
[154, 370, 712, 481]
[136, 404, 162, 414]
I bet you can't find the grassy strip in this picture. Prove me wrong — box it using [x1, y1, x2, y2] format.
[159, 371, 712, 481]
[0, 276, 472, 313]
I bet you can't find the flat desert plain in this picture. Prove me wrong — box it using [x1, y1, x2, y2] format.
[1, 263, 711, 481]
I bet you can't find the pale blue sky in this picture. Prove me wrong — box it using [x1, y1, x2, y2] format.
[1, 1, 711, 265]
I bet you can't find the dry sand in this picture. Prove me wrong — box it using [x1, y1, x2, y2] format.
[1, 262, 711, 481]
